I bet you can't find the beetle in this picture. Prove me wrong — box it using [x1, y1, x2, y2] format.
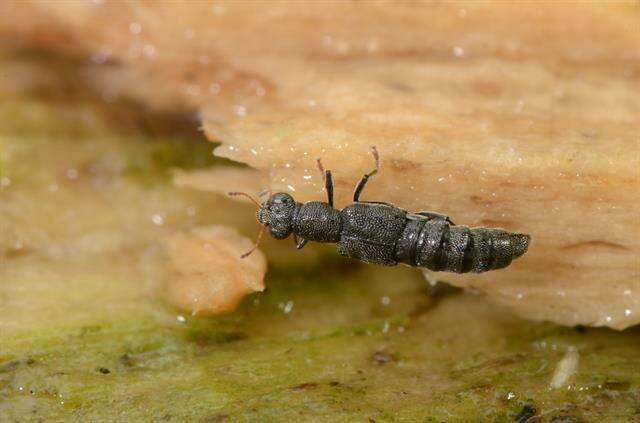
[230, 147, 530, 273]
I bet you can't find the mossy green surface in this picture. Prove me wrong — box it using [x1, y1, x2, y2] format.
[3, 265, 639, 422]
[1, 98, 639, 422]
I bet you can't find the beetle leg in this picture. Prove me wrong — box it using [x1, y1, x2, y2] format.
[293, 234, 309, 249]
[324, 171, 334, 207]
[415, 211, 455, 225]
[316, 158, 334, 207]
[353, 146, 379, 202]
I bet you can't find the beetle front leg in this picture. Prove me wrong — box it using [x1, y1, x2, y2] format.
[293, 234, 309, 249]
[316, 158, 334, 207]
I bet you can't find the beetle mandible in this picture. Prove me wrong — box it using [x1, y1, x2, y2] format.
[230, 147, 530, 273]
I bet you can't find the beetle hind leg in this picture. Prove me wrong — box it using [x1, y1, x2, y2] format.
[353, 146, 379, 202]
[415, 211, 455, 225]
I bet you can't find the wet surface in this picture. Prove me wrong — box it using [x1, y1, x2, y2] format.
[0, 95, 639, 421]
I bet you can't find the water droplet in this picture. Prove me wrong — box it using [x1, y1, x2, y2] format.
[212, 4, 225, 15]
[624, 309, 632, 317]
[184, 84, 201, 96]
[380, 296, 391, 306]
[90, 52, 107, 64]
[66, 168, 78, 180]
[176, 315, 186, 323]
[233, 105, 247, 117]
[209, 83, 221, 94]
[336, 41, 350, 54]
[280, 300, 294, 314]
[452, 46, 465, 57]
[129, 22, 142, 35]
[366, 39, 379, 52]
[151, 214, 164, 226]
[142, 44, 156, 58]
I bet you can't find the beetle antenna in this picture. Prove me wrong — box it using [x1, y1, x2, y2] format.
[370, 145, 379, 171]
[257, 187, 272, 198]
[240, 224, 265, 258]
[228, 191, 261, 207]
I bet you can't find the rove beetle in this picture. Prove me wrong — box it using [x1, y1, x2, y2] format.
[230, 147, 530, 273]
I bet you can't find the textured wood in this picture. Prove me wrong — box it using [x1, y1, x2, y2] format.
[1, 1, 638, 328]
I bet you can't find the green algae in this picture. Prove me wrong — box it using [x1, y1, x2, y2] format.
[1, 98, 639, 423]
[121, 135, 232, 186]
[3, 271, 639, 422]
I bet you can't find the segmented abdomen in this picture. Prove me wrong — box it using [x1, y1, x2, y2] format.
[397, 219, 530, 273]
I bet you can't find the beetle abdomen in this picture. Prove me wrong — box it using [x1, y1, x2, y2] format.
[466, 227, 530, 273]
[399, 220, 530, 273]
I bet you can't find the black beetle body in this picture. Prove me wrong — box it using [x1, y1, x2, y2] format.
[251, 148, 530, 273]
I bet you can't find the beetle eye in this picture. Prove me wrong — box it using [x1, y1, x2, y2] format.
[272, 192, 292, 204]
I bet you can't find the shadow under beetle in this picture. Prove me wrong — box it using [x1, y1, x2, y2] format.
[230, 147, 530, 273]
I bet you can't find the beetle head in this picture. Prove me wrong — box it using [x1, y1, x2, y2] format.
[257, 192, 297, 239]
